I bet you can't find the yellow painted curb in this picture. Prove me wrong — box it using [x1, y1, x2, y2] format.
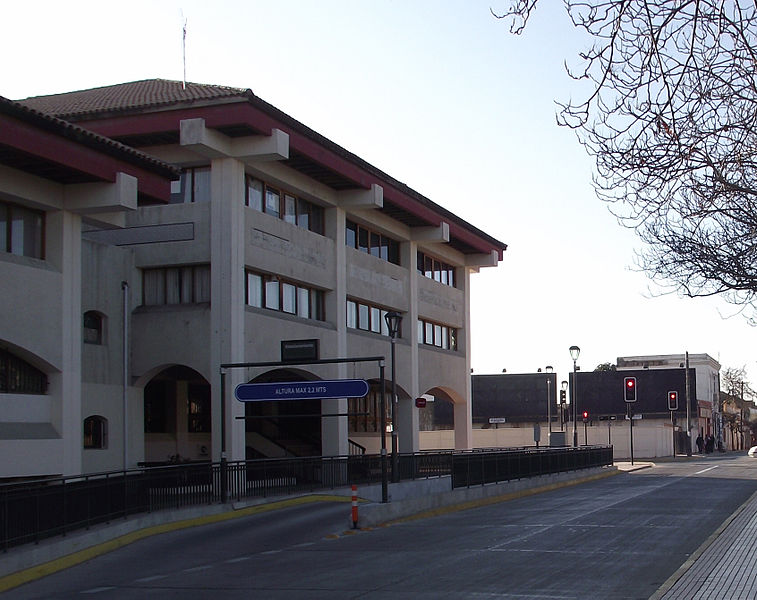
[0, 494, 349, 593]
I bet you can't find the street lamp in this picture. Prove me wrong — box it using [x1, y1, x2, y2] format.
[384, 310, 402, 483]
[561, 380, 568, 431]
[545, 366, 554, 438]
[569, 345, 580, 447]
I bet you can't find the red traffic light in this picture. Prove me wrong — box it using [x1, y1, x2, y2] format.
[667, 390, 678, 411]
[582, 410, 589, 422]
[624, 377, 637, 402]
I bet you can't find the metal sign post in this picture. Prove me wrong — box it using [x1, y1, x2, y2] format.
[220, 355, 388, 504]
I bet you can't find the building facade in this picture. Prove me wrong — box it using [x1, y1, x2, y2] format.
[617, 353, 721, 452]
[0, 96, 176, 478]
[3, 80, 506, 477]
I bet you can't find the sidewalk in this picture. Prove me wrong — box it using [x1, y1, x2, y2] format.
[651, 488, 757, 599]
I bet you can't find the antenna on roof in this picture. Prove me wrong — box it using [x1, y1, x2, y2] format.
[181, 11, 187, 90]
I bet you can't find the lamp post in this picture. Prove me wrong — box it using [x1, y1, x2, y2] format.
[384, 311, 402, 483]
[561, 380, 568, 431]
[569, 345, 580, 447]
[546, 366, 554, 439]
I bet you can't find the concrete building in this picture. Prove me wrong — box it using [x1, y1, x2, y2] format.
[3, 80, 506, 478]
[0, 96, 177, 478]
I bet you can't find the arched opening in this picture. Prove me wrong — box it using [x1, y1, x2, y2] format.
[83, 415, 108, 449]
[347, 378, 411, 455]
[419, 388, 456, 431]
[83, 311, 105, 345]
[0, 346, 48, 394]
[143, 366, 211, 464]
[245, 368, 322, 459]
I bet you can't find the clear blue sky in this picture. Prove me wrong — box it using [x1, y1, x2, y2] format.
[3, 0, 754, 387]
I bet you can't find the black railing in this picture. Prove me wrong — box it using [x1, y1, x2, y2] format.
[451, 445, 613, 488]
[1, 446, 611, 551]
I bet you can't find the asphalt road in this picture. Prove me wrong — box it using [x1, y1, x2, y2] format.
[6, 454, 757, 599]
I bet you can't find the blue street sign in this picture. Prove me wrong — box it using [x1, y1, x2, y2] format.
[235, 379, 369, 402]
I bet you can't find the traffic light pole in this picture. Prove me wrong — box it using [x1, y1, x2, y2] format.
[628, 404, 635, 465]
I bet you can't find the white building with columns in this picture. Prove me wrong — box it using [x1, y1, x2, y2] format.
[6, 80, 506, 476]
[0, 96, 177, 478]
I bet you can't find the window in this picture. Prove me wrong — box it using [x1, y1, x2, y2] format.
[170, 167, 211, 203]
[265, 187, 281, 218]
[0, 200, 44, 259]
[348, 387, 391, 433]
[142, 265, 211, 306]
[417, 251, 456, 288]
[245, 176, 325, 234]
[0, 349, 47, 394]
[83, 311, 104, 345]
[345, 220, 400, 265]
[188, 384, 211, 433]
[418, 318, 458, 350]
[246, 270, 324, 321]
[346, 299, 396, 337]
[83, 416, 108, 449]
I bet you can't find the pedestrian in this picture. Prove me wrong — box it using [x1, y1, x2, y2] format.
[696, 433, 704, 454]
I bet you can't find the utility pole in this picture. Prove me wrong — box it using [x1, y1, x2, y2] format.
[685, 352, 692, 456]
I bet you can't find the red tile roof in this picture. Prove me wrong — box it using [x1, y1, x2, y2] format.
[18, 79, 507, 255]
[0, 94, 178, 180]
[19, 79, 249, 120]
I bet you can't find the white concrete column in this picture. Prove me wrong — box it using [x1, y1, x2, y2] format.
[401, 241, 420, 453]
[322, 207, 348, 457]
[454, 267, 474, 450]
[59, 210, 83, 475]
[210, 157, 246, 462]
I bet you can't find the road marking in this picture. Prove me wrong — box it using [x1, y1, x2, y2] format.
[81, 586, 115, 594]
[183, 564, 212, 573]
[134, 575, 166, 583]
[695, 466, 719, 475]
[226, 556, 253, 563]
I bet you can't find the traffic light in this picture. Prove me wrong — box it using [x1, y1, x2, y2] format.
[667, 390, 678, 411]
[624, 377, 637, 402]
[560, 389, 566, 403]
[582, 410, 589, 422]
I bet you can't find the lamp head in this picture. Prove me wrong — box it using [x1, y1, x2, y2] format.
[384, 311, 403, 338]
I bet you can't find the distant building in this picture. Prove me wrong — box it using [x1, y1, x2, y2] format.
[617, 354, 721, 448]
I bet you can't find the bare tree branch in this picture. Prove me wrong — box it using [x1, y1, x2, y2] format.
[500, 0, 757, 320]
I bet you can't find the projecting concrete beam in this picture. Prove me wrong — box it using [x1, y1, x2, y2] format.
[180, 118, 289, 162]
[465, 250, 499, 268]
[337, 183, 383, 208]
[63, 172, 137, 215]
[411, 222, 449, 243]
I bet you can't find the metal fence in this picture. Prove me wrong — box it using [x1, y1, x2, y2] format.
[1, 446, 611, 551]
[451, 445, 613, 488]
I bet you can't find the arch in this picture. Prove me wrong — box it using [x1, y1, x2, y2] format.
[0, 345, 49, 394]
[143, 365, 211, 463]
[83, 415, 108, 449]
[83, 310, 105, 345]
[245, 368, 322, 458]
[347, 378, 411, 435]
[133, 362, 212, 389]
[418, 386, 461, 431]
[0, 339, 57, 374]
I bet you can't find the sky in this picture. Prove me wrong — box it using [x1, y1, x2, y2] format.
[2, 1, 755, 389]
